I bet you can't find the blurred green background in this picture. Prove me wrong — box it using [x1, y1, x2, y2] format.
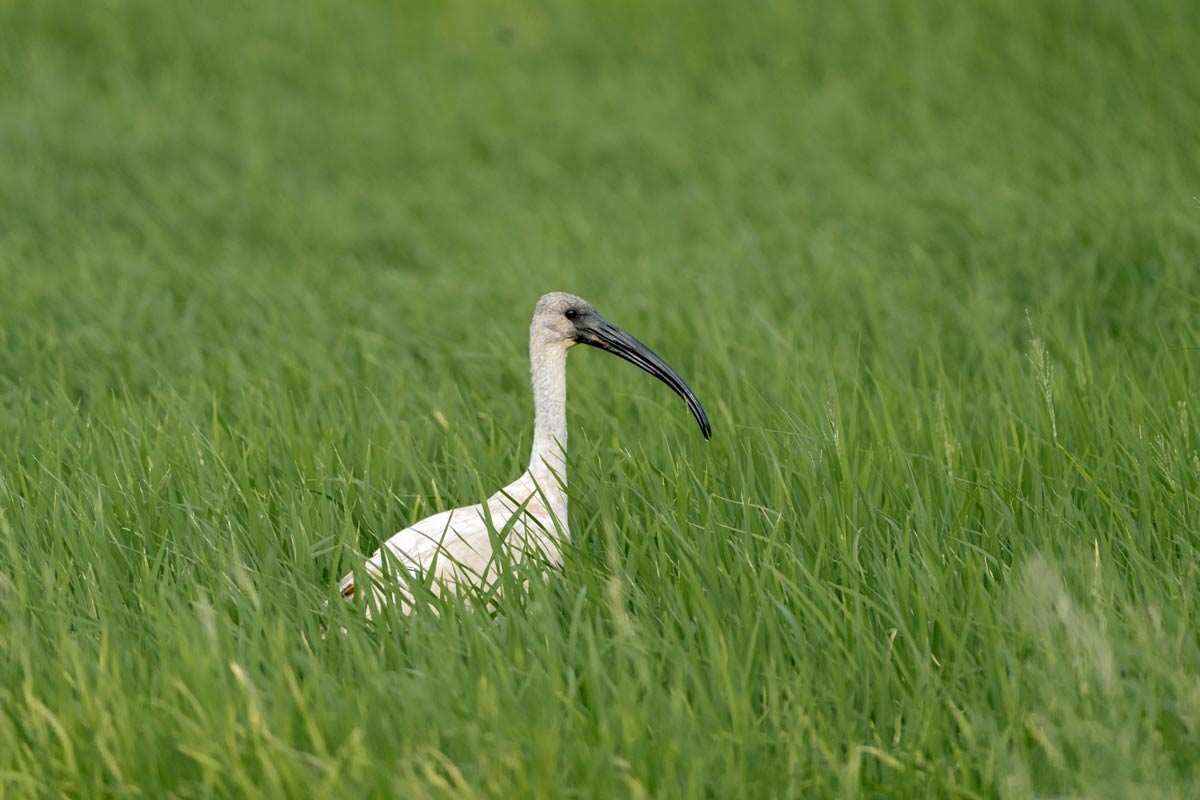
[1, 0, 1198, 797]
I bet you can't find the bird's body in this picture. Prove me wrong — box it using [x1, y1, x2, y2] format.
[338, 292, 709, 615]
[338, 470, 567, 613]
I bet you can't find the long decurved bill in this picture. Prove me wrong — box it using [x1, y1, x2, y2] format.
[576, 318, 712, 439]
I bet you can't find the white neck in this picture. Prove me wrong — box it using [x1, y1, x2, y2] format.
[528, 333, 569, 491]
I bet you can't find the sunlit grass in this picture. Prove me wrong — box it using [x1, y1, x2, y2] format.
[1, 0, 1199, 796]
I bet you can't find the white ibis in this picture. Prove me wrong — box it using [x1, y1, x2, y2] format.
[338, 292, 710, 616]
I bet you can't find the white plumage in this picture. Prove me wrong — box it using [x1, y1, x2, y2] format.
[337, 292, 710, 616]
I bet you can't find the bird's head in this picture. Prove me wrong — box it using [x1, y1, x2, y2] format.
[532, 292, 597, 345]
[531, 292, 711, 439]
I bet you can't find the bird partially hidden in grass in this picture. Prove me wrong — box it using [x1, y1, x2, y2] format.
[338, 292, 711, 617]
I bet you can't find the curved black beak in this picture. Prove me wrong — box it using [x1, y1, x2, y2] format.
[575, 316, 712, 439]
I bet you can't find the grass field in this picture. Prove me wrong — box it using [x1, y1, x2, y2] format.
[2, 0, 1199, 796]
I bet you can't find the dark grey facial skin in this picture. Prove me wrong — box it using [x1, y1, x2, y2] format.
[567, 308, 712, 440]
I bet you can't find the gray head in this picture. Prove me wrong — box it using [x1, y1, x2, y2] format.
[531, 292, 712, 439]
[531, 292, 596, 344]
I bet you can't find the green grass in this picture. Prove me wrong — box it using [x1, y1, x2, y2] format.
[2, 0, 1199, 796]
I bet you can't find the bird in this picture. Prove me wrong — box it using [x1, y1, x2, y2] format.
[337, 292, 710, 616]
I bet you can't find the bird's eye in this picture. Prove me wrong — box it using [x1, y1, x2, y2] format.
[564, 308, 578, 320]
